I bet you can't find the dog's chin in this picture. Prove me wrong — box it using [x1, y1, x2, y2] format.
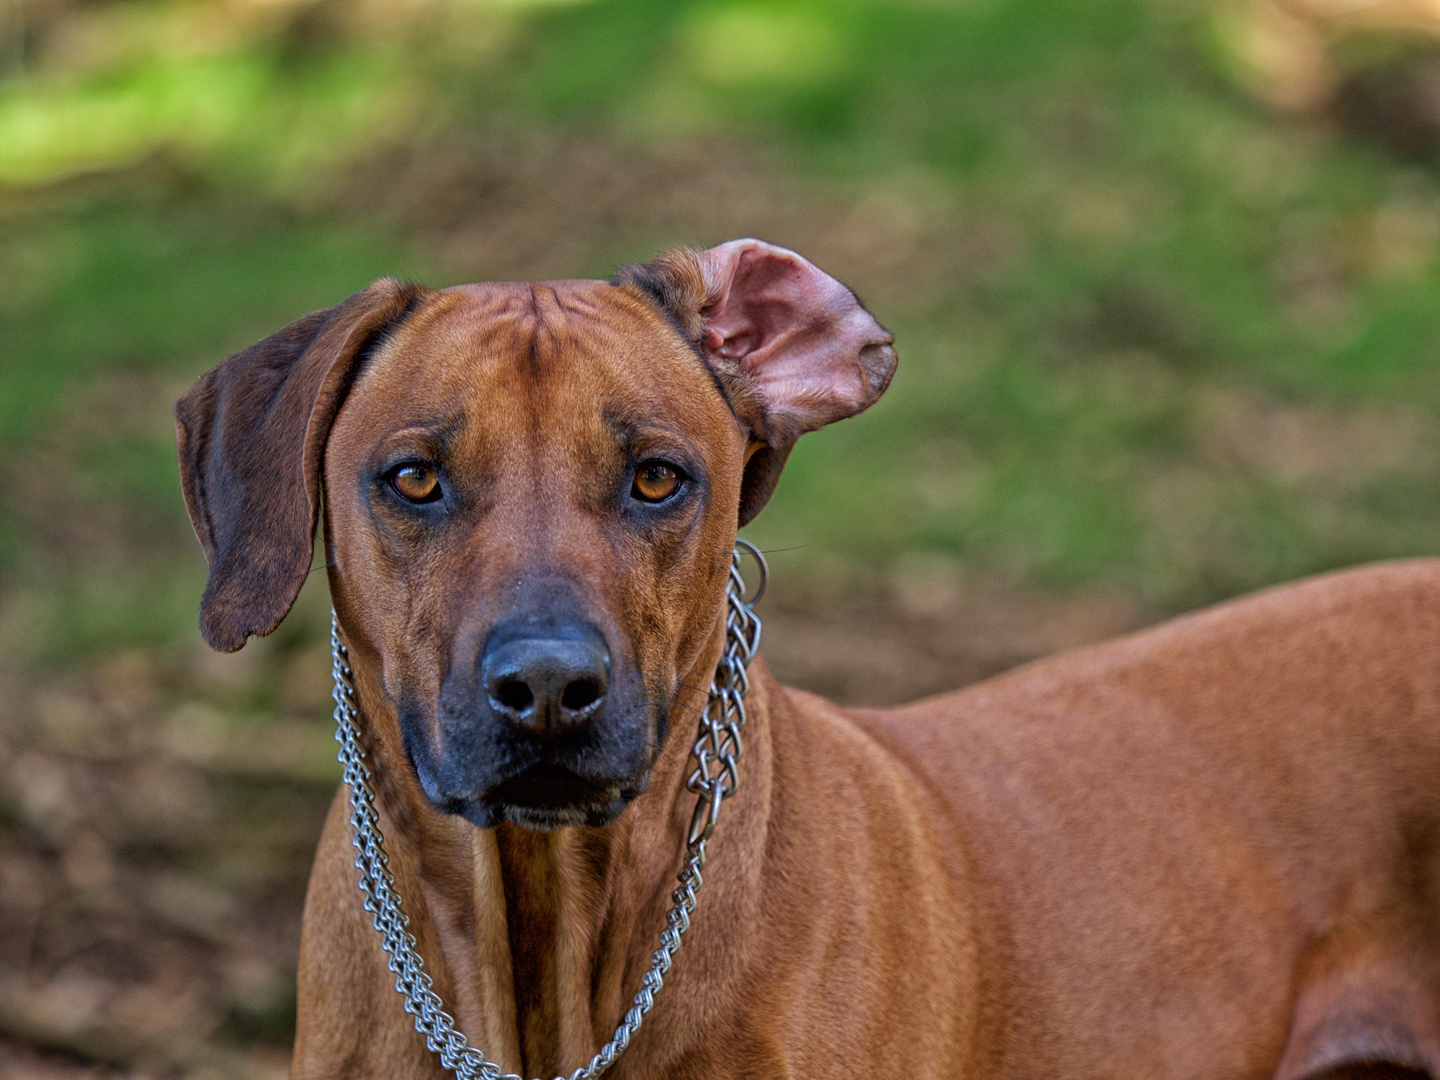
[495, 802, 624, 831]
[452, 765, 635, 832]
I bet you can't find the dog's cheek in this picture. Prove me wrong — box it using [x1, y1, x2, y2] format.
[616, 584, 678, 719]
[675, 549, 735, 679]
[360, 533, 466, 708]
[655, 522, 726, 668]
[642, 674, 672, 752]
[377, 648, 428, 717]
[396, 699, 449, 804]
[669, 437, 746, 680]
[654, 495, 741, 687]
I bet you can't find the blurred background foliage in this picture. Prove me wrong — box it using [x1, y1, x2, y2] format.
[5, 0, 1440, 1073]
[9, 0, 1440, 664]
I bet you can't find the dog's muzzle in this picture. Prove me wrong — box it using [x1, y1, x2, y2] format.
[405, 616, 659, 830]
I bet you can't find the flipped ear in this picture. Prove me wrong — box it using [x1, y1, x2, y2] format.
[616, 239, 896, 524]
[175, 277, 425, 652]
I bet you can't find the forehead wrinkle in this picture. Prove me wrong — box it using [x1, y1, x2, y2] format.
[505, 291, 631, 510]
[531, 282, 604, 365]
[546, 280, 609, 319]
[364, 285, 536, 396]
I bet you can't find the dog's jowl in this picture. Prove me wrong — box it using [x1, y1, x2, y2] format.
[179, 239, 1440, 1079]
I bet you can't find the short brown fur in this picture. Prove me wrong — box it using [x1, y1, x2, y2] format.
[177, 246, 1440, 1080]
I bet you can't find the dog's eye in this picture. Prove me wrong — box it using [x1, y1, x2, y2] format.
[632, 461, 682, 503]
[391, 464, 441, 504]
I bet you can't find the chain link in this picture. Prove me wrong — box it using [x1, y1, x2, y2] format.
[329, 541, 765, 1080]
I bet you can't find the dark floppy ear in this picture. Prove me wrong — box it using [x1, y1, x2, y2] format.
[616, 239, 896, 525]
[175, 277, 425, 652]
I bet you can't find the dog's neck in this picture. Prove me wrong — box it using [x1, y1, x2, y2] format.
[345, 602, 774, 1077]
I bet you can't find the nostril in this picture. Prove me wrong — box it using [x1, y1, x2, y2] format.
[492, 678, 534, 715]
[481, 628, 610, 731]
[560, 678, 604, 714]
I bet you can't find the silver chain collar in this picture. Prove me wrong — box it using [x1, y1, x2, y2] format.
[329, 541, 766, 1080]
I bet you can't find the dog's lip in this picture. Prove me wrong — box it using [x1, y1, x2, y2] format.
[486, 763, 622, 810]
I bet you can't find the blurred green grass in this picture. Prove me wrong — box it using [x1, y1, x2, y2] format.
[4, 0, 1440, 665]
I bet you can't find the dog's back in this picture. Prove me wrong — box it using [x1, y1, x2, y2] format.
[845, 558, 1440, 1078]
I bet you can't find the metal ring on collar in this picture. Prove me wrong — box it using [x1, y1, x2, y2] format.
[733, 537, 768, 607]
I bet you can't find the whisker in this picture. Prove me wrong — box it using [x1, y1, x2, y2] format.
[638, 699, 703, 716]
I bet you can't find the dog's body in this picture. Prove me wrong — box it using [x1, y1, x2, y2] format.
[176, 241, 1440, 1079]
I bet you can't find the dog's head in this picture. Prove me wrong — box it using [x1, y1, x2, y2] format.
[175, 240, 895, 829]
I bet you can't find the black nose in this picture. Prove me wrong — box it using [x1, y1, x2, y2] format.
[482, 628, 610, 735]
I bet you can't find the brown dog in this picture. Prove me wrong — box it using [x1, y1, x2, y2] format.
[176, 240, 1440, 1079]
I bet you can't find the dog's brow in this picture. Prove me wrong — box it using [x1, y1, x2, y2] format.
[378, 411, 465, 450]
[601, 410, 701, 462]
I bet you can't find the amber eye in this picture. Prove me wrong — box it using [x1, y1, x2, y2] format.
[391, 463, 441, 504]
[632, 461, 682, 503]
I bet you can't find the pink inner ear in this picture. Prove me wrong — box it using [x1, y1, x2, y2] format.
[696, 239, 896, 436]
